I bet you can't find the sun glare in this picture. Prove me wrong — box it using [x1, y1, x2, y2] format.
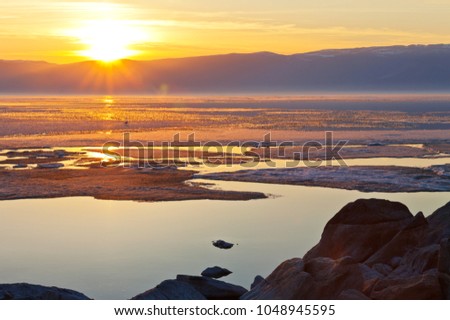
[72, 20, 148, 62]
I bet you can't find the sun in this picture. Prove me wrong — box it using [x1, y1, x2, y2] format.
[72, 20, 148, 62]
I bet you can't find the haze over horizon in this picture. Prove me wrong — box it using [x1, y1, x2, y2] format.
[2, 0, 450, 63]
[1, 44, 450, 94]
[1, 43, 450, 65]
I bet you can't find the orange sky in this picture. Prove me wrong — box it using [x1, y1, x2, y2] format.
[1, 0, 450, 63]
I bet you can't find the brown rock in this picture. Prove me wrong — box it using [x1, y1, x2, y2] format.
[365, 212, 429, 266]
[176, 275, 247, 300]
[438, 238, 450, 299]
[241, 258, 309, 299]
[243, 256, 381, 299]
[427, 202, 450, 243]
[337, 289, 370, 300]
[0, 283, 90, 300]
[304, 199, 413, 262]
[370, 272, 442, 299]
[242, 199, 450, 300]
[250, 276, 265, 290]
[131, 280, 206, 300]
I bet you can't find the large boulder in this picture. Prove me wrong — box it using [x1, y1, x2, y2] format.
[176, 275, 247, 300]
[304, 199, 414, 262]
[0, 283, 90, 300]
[132, 276, 247, 300]
[242, 256, 381, 299]
[370, 271, 443, 299]
[364, 212, 430, 266]
[427, 202, 450, 242]
[241, 258, 307, 300]
[250, 276, 265, 290]
[131, 280, 206, 300]
[243, 199, 450, 300]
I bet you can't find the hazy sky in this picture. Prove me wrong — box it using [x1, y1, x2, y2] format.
[1, 0, 450, 62]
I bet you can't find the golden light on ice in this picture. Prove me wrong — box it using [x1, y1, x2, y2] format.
[72, 20, 148, 62]
[102, 97, 115, 104]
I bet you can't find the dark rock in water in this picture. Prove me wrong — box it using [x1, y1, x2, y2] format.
[13, 163, 27, 169]
[0, 283, 90, 300]
[242, 199, 450, 300]
[36, 163, 64, 169]
[54, 150, 69, 158]
[212, 240, 234, 249]
[131, 280, 206, 300]
[176, 275, 247, 299]
[250, 276, 265, 290]
[201, 266, 232, 279]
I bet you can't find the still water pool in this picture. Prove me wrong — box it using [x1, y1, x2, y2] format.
[0, 179, 448, 299]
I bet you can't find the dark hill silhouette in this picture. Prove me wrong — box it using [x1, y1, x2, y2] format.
[1, 44, 450, 94]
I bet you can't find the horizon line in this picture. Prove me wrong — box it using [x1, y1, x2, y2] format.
[1, 43, 449, 65]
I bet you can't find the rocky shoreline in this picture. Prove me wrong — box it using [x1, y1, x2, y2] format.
[199, 165, 450, 193]
[0, 166, 266, 202]
[2, 198, 449, 300]
[243, 199, 450, 299]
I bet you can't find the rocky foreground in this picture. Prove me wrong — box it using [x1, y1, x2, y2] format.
[0, 283, 90, 300]
[243, 199, 450, 299]
[2, 199, 449, 300]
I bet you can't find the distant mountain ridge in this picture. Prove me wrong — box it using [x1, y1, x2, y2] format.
[1, 44, 450, 94]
